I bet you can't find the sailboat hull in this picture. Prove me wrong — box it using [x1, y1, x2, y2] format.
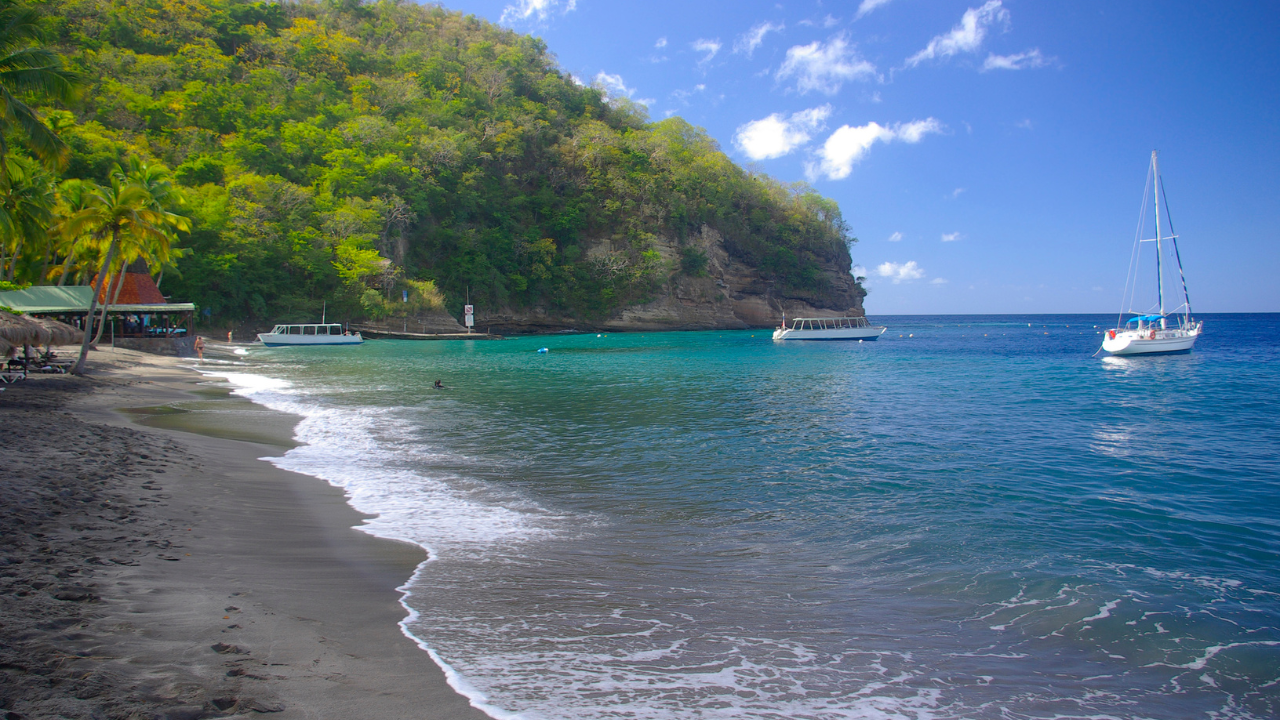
[1102, 329, 1199, 356]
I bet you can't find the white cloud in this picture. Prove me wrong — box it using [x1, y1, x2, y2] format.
[941, 232, 962, 242]
[777, 35, 877, 95]
[895, 118, 944, 142]
[930, 277, 949, 284]
[852, 264, 867, 278]
[949, 187, 965, 199]
[692, 38, 722, 67]
[808, 117, 944, 180]
[734, 22, 784, 57]
[655, 37, 668, 49]
[671, 84, 707, 103]
[888, 231, 902, 242]
[1015, 118, 1033, 129]
[593, 71, 635, 99]
[906, 0, 1009, 67]
[877, 261, 925, 283]
[734, 105, 832, 160]
[500, 0, 576, 24]
[856, 0, 894, 19]
[983, 48, 1048, 71]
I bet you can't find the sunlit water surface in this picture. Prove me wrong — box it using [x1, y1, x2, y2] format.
[203, 314, 1280, 719]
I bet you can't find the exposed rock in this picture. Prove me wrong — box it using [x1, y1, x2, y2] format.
[476, 224, 866, 333]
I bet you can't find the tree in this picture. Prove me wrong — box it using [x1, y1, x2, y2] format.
[47, 177, 97, 285]
[0, 0, 79, 174]
[68, 167, 190, 374]
[0, 151, 52, 281]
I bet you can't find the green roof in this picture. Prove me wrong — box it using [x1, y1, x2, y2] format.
[0, 286, 194, 313]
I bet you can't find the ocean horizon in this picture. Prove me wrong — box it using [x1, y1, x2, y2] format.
[200, 312, 1280, 719]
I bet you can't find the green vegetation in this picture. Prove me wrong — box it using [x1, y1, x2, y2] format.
[4, 0, 859, 326]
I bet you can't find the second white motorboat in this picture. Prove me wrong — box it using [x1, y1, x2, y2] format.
[772, 316, 887, 341]
[257, 323, 363, 346]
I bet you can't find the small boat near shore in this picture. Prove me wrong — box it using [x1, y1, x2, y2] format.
[257, 323, 363, 347]
[772, 316, 887, 341]
[1101, 151, 1202, 357]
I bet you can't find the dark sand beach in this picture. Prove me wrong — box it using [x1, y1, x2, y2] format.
[0, 346, 492, 720]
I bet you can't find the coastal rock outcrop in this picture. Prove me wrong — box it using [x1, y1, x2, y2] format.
[474, 225, 866, 334]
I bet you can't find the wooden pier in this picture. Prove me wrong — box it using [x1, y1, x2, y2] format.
[351, 326, 503, 341]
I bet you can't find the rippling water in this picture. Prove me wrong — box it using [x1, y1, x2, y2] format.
[207, 314, 1280, 719]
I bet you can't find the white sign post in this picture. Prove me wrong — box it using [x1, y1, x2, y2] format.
[464, 304, 474, 332]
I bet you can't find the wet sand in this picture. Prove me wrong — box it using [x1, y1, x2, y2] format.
[0, 346, 493, 720]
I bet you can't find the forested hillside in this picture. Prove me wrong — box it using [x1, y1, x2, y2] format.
[25, 0, 862, 326]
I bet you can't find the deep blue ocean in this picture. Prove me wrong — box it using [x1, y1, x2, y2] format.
[207, 314, 1280, 719]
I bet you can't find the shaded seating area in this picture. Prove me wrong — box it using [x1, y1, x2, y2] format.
[0, 273, 195, 355]
[0, 313, 81, 383]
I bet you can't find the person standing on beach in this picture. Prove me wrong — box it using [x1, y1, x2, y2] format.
[194, 336, 205, 361]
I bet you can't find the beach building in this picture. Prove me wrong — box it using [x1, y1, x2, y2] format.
[0, 262, 196, 355]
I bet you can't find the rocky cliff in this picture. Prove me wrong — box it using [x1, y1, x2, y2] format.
[472, 225, 866, 334]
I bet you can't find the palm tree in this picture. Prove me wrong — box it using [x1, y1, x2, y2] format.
[69, 171, 190, 374]
[0, 151, 52, 281]
[88, 161, 187, 343]
[47, 177, 96, 285]
[0, 0, 79, 174]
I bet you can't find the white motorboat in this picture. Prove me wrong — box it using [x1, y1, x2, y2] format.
[1101, 151, 1202, 356]
[257, 323, 363, 346]
[772, 316, 887, 341]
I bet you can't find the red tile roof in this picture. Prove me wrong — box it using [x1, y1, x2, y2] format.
[92, 271, 166, 305]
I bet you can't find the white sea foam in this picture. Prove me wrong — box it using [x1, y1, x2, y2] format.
[195, 367, 553, 554]
[192, 366, 581, 716]
[1081, 599, 1122, 623]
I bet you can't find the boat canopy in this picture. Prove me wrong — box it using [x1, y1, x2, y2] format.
[1125, 314, 1166, 324]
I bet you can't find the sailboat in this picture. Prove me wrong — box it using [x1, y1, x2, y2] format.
[1101, 151, 1202, 356]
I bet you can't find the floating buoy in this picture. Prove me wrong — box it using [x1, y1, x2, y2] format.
[537, 347, 549, 353]
[597, 334, 602, 337]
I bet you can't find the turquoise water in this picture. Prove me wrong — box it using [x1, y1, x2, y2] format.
[211, 314, 1280, 719]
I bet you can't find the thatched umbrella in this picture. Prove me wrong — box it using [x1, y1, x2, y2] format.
[0, 311, 52, 346]
[0, 336, 14, 358]
[33, 317, 83, 346]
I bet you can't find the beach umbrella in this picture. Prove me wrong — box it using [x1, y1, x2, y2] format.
[32, 317, 82, 346]
[0, 336, 13, 356]
[0, 311, 52, 346]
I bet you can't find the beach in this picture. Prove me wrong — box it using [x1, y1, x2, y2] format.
[0, 346, 491, 720]
[6, 320, 1277, 720]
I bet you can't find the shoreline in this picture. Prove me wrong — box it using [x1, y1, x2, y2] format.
[0, 346, 494, 720]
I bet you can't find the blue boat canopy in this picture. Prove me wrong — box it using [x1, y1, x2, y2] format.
[1125, 314, 1165, 324]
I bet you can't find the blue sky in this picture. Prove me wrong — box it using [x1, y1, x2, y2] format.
[443, 0, 1278, 313]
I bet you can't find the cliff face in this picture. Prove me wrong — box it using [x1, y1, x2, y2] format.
[474, 225, 866, 334]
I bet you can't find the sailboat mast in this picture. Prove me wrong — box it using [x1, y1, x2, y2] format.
[1152, 151, 1165, 318]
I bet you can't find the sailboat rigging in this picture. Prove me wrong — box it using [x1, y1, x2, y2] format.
[1100, 151, 1202, 356]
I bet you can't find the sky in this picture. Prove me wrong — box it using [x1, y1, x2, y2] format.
[440, 0, 1279, 314]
